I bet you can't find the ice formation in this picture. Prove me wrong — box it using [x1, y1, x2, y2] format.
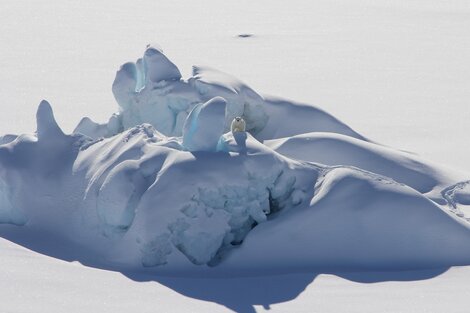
[182, 97, 227, 152]
[102, 45, 269, 140]
[2, 45, 470, 274]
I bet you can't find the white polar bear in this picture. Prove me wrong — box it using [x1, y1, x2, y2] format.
[231, 116, 246, 133]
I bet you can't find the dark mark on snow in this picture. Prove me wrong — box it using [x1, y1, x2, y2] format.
[237, 33, 254, 38]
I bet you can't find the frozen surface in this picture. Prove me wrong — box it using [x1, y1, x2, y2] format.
[2, 237, 470, 313]
[1, 48, 470, 272]
[2, 1, 470, 312]
[108, 47, 269, 138]
[182, 97, 226, 152]
[1, 0, 470, 171]
[265, 132, 464, 194]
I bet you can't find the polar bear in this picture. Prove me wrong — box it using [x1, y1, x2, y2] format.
[231, 116, 246, 133]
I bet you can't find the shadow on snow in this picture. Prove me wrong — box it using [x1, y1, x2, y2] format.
[0, 223, 450, 313]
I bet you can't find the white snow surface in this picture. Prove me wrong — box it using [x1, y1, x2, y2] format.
[2, 1, 470, 312]
[2, 237, 470, 313]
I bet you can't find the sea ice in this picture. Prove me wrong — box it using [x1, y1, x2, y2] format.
[182, 97, 226, 152]
[1, 45, 470, 273]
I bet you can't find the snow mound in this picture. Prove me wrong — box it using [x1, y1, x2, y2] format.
[1, 44, 470, 274]
[69, 118, 313, 268]
[221, 167, 470, 273]
[265, 132, 460, 194]
[257, 97, 367, 141]
[189, 65, 268, 134]
[182, 97, 227, 152]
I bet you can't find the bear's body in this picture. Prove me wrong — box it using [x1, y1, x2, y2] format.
[231, 117, 246, 133]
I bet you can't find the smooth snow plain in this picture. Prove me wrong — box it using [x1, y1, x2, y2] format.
[1, 1, 470, 312]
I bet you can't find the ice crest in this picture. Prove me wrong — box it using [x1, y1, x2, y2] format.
[36, 100, 64, 140]
[143, 45, 182, 83]
[182, 97, 227, 152]
[107, 45, 269, 139]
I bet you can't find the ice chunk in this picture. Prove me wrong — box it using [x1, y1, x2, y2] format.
[190, 66, 268, 134]
[112, 62, 138, 111]
[143, 45, 182, 83]
[108, 44, 374, 144]
[74, 117, 108, 139]
[36, 100, 64, 140]
[169, 213, 230, 265]
[74, 114, 123, 140]
[141, 233, 173, 267]
[112, 51, 193, 136]
[182, 97, 227, 152]
[110, 47, 270, 138]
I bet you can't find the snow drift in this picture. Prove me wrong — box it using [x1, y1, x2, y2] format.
[1, 45, 470, 274]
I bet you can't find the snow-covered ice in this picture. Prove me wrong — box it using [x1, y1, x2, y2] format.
[1, 1, 470, 312]
[182, 97, 227, 152]
[1, 46, 470, 274]
[108, 46, 269, 139]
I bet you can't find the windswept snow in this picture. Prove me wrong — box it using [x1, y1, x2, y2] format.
[265, 132, 462, 194]
[222, 167, 470, 273]
[1, 44, 470, 277]
[4, 236, 470, 313]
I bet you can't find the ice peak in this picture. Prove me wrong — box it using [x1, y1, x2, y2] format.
[143, 44, 182, 83]
[36, 100, 64, 139]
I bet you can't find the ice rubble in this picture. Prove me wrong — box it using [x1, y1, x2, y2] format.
[222, 167, 470, 273]
[80, 46, 364, 143]
[73, 124, 312, 267]
[99, 45, 268, 139]
[2, 45, 470, 273]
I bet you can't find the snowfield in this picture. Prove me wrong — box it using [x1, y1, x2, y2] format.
[3, 236, 470, 313]
[1, 1, 470, 312]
